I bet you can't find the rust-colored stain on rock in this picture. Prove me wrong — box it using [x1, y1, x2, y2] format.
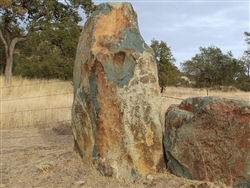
[94, 61, 124, 157]
[164, 96, 250, 186]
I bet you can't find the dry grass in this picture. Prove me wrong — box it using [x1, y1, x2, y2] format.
[1, 76, 73, 129]
[1, 76, 249, 129]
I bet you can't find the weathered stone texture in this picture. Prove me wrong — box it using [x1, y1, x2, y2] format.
[72, 2, 163, 179]
[164, 96, 250, 187]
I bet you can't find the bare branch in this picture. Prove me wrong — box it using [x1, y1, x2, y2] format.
[31, 12, 46, 25]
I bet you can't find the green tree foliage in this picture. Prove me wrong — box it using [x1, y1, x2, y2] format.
[0, 0, 95, 83]
[13, 40, 74, 80]
[0, 0, 26, 83]
[235, 73, 250, 91]
[150, 39, 180, 92]
[181, 46, 246, 94]
[242, 32, 250, 77]
[13, 7, 82, 80]
[238, 32, 250, 91]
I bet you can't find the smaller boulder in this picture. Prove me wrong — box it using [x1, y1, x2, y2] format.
[163, 96, 250, 187]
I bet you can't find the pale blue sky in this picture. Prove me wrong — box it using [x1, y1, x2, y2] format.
[92, 0, 249, 69]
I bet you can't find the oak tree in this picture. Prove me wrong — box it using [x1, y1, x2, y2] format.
[181, 46, 245, 94]
[150, 39, 180, 93]
[0, 0, 94, 83]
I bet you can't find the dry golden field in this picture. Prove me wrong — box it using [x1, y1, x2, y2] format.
[1, 76, 73, 129]
[1, 76, 249, 129]
[0, 76, 239, 187]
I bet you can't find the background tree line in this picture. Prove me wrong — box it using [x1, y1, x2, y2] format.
[151, 32, 250, 92]
[0, 1, 249, 92]
[180, 32, 249, 92]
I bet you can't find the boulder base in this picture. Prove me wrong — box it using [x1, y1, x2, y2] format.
[164, 96, 250, 187]
[72, 2, 163, 179]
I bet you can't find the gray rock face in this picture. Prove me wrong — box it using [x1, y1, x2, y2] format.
[72, 2, 163, 179]
[163, 96, 250, 187]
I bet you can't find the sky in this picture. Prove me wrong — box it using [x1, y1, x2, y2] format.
[92, 0, 249, 69]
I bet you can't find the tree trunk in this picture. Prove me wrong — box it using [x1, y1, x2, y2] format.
[205, 79, 209, 96]
[5, 52, 13, 84]
[247, 65, 250, 77]
[0, 30, 26, 84]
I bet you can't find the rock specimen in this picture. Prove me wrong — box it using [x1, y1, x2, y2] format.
[163, 96, 250, 187]
[72, 2, 163, 179]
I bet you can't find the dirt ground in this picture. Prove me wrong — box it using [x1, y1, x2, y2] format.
[0, 124, 229, 188]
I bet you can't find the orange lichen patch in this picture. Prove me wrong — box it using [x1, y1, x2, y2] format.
[92, 4, 133, 55]
[94, 61, 117, 99]
[129, 123, 162, 175]
[135, 148, 158, 176]
[145, 125, 154, 146]
[93, 61, 124, 157]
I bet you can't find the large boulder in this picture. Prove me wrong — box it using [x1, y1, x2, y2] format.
[163, 96, 250, 187]
[72, 2, 163, 179]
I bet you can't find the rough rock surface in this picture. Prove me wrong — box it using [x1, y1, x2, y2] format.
[72, 2, 163, 179]
[163, 96, 250, 187]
